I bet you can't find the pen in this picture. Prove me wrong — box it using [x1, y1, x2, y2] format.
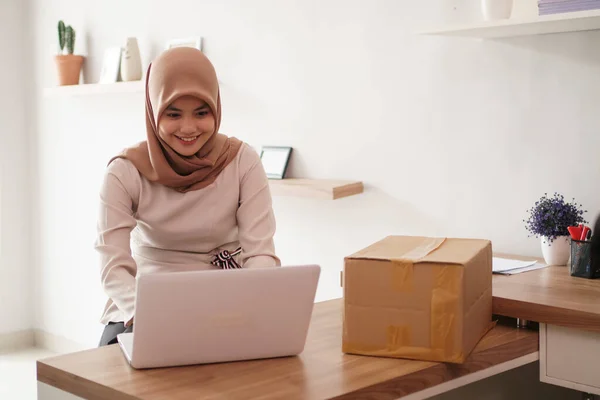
[581, 226, 590, 241]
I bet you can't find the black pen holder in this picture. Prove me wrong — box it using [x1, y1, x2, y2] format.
[569, 239, 600, 279]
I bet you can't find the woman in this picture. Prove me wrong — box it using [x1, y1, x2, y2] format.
[95, 47, 281, 347]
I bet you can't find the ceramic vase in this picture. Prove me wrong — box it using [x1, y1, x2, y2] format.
[482, 0, 514, 21]
[541, 236, 570, 266]
[120, 37, 142, 81]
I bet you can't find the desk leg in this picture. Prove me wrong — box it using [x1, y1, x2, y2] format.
[37, 382, 84, 400]
[517, 318, 529, 328]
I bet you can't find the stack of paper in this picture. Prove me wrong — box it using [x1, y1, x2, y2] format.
[492, 257, 549, 275]
[538, 0, 600, 16]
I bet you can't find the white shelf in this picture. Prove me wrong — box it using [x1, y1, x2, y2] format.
[420, 9, 600, 39]
[43, 79, 224, 97]
[43, 81, 144, 97]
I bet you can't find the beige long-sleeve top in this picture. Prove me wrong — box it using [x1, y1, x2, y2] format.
[95, 143, 281, 325]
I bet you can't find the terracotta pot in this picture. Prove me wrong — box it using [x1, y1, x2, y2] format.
[55, 55, 84, 85]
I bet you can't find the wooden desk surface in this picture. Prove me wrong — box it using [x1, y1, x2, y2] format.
[493, 266, 600, 332]
[37, 299, 537, 400]
[492, 255, 600, 333]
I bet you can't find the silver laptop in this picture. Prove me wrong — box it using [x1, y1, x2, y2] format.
[117, 265, 321, 369]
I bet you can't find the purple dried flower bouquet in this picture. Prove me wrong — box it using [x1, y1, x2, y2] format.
[524, 193, 587, 243]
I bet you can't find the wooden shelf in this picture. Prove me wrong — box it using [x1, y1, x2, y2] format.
[268, 179, 363, 200]
[43, 81, 144, 97]
[420, 9, 600, 39]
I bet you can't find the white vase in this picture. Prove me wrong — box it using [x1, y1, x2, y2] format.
[541, 236, 570, 266]
[482, 0, 514, 21]
[120, 37, 142, 82]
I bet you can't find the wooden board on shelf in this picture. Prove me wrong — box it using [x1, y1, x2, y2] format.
[420, 9, 600, 39]
[43, 81, 144, 97]
[268, 179, 363, 200]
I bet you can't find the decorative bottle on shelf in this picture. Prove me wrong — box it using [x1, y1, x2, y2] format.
[481, 0, 513, 21]
[120, 37, 142, 81]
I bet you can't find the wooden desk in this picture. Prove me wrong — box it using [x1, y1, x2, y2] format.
[493, 265, 600, 333]
[492, 256, 600, 396]
[37, 299, 537, 400]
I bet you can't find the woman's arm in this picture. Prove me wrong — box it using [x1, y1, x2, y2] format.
[236, 146, 281, 268]
[95, 159, 140, 324]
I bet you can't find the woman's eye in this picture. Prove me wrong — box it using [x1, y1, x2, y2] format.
[167, 113, 180, 118]
[197, 111, 208, 117]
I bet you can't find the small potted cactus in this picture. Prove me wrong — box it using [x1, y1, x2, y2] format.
[54, 20, 84, 85]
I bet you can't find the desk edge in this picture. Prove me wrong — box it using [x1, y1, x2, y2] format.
[37, 360, 140, 400]
[492, 296, 600, 333]
[330, 330, 539, 399]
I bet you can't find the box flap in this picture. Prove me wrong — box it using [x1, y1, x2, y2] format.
[424, 237, 491, 265]
[346, 236, 490, 265]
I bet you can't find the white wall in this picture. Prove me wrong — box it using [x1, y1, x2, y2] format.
[31, 0, 600, 347]
[0, 0, 33, 335]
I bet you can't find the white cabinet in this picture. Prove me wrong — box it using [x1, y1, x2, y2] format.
[540, 323, 600, 395]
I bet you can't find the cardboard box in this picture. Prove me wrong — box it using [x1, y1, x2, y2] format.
[342, 236, 493, 364]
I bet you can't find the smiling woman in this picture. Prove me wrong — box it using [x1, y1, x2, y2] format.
[95, 47, 281, 347]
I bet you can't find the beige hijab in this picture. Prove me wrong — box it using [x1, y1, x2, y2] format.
[109, 47, 242, 192]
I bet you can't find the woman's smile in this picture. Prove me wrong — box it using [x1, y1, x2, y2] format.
[175, 134, 200, 146]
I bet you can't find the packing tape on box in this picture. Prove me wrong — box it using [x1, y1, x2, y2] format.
[430, 265, 462, 360]
[387, 265, 463, 363]
[390, 237, 445, 293]
[391, 261, 414, 292]
[401, 237, 446, 260]
[344, 237, 468, 363]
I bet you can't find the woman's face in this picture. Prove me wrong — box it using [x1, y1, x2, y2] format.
[157, 95, 216, 156]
